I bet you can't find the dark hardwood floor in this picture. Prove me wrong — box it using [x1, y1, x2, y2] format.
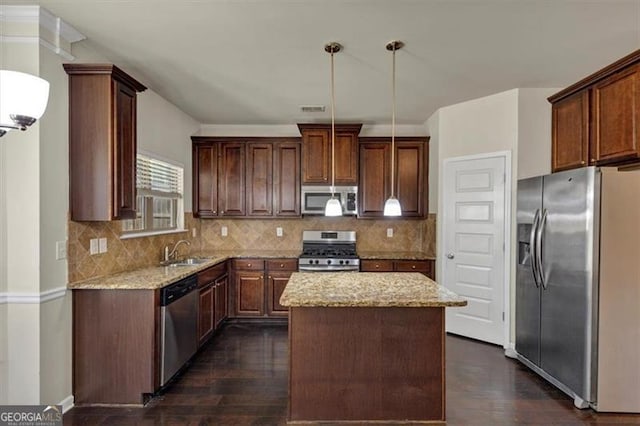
[64, 323, 640, 425]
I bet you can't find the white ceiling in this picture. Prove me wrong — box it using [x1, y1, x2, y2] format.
[9, 0, 640, 125]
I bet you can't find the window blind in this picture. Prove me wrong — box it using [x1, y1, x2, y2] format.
[136, 155, 183, 198]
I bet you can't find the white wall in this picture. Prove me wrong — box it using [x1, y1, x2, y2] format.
[517, 88, 558, 179]
[426, 110, 439, 214]
[137, 91, 200, 211]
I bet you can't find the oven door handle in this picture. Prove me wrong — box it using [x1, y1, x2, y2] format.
[298, 265, 360, 272]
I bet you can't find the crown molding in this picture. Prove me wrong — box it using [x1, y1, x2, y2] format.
[0, 5, 85, 44]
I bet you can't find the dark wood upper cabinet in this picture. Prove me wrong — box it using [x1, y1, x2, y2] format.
[549, 49, 640, 171]
[218, 142, 246, 217]
[274, 142, 301, 216]
[551, 91, 589, 172]
[191, 137, 301, 218]
[246, 143, 273, 216]
[359, 138, 428, 218]
[193, 143, 218, 218]
[593, 65, 640, 164]
[298, 123, 362, 185]
[64, 64, 146, 221]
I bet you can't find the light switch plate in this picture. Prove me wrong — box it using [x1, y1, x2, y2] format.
[56, 240, 67, 260]
[89, 238, 99, 255]
[99, 238, 107, 253]
[387, 228, 393, 238]
[221, 226, 228, 237]
[276, 227, 283, 237]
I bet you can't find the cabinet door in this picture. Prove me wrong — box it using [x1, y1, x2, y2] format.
[395, 141, 426, 217]
[267, 272, 291, 317]
[198, 284, 214, 345]
[334, 131, 358, 185]
[551, 91, 589, 171]
[274, 142, 301, 216]
[359, 143, 390, 217]
[301, 129, 330, 184]
[218, 143, 246, 216]
[193, 143, 218, 217]
[112, 80, 137, 219]
[234, 271, 264, 317]
[246, 143, 273, 216]
[593, 66, 640, 164]
[360, 259, 394, 272]
[214, 275, 228, 327]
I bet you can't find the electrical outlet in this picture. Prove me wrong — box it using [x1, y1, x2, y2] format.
[99, 238, 108, 253]
[387, 228, 393, 238]
[56, 241, 67, 260]
[89, 238, 99, 255]
[276, 227, 283, 237]
[221, 226, 228, 237]
[192, 228, 197, 238]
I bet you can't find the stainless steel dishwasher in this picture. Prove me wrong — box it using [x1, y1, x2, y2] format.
[160, 274, 198, 386]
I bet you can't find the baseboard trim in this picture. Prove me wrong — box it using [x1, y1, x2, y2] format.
[59, 395, 74, 413]
[504, 342, 518, 359]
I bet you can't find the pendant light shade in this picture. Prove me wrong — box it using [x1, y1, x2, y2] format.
[384, 40, 404, 217]
[324, 42, 343, 217]
[0, 70, 50, 137]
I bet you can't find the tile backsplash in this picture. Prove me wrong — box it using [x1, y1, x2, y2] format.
[68, 213, 436, 283]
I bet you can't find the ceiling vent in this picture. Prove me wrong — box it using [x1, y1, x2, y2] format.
[300, 105, 326, 113]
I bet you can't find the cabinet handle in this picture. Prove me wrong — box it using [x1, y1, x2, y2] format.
[375, 264, 380, 268]
[591, 159, 595, 162]
[221, 210, 224, 214]
[412, 265, 416, 269]
[581, 161, 586, 165]
[268, 275, 271, 279]
[280, 263, 284, 268]
[213, 210, 216, 214]
[247, 263, 252, 267]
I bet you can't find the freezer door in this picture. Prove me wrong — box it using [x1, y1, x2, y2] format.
[540, 167, 599, 403]
[515, 176, 543, 366]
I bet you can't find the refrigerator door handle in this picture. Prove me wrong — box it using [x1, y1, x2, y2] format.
[530, 209, 541, 288]
[536, 208, 548, 289]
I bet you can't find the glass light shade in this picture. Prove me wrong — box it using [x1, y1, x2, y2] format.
[324, 197, 343, 217]
[0, 70, 50, 127]
[383, 197, 402, 217]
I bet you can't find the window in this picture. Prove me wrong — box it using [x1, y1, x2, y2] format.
[122, 154, 184, 235]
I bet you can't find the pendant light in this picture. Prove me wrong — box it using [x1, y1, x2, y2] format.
[324, 42, 343, 217]
[383, 40, 403, 217]
[0, 70, 50, 137]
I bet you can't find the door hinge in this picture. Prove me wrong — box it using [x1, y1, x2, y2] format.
[502, 312, 505, 322]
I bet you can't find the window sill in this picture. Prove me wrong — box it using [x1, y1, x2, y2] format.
[120, 228, 189, 240]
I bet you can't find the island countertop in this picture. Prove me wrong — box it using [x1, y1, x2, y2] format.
[280, 272, 467, 308]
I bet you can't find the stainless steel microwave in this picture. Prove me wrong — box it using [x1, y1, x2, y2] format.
[301, 186, 358, 215]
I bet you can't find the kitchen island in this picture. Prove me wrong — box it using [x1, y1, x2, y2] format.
[280, 272, 466, 425]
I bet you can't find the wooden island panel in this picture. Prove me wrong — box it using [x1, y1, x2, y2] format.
[288, 306, 445, 424]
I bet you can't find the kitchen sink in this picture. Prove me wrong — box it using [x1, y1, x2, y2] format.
[165, 258, 210, 267]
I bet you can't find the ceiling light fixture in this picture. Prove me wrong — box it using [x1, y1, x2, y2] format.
[0, 70, 50, 137]
[383, 40, 404, 217]
[324, 42, 343, 217]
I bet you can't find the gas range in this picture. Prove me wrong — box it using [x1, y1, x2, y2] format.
[298, 231, 360, 272]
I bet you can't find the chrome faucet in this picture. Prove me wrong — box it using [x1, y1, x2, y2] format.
[164, 240, 191, 263]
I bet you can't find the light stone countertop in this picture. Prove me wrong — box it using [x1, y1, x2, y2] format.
[68, 250, 301, 290]
[358, 251, 435, 260]
[279, 272, 467, 308]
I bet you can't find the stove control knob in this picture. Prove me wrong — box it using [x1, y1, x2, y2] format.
[308, 259, 313, 264]
[339, 260, 344, 265]
[314, 260, 319, 265]
[327, 260, 332, 265]
[345, 260, 350, 264]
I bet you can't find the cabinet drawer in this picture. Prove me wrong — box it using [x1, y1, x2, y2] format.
[266, 259, 298, 271]
[232, 258, 265, 270]
[360, 260, 394, 272]
[197, 262, 226, 287]
[395, 260, 431, 273]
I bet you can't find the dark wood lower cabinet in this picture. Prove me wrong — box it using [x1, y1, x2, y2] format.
[231, 258, 296, 318]
[214, 275, 228, 328]
[73, 289, 159, 405]
[360, 258, 435, 280]
[197, 263, 228, 347]
[198, 284, 215, 345]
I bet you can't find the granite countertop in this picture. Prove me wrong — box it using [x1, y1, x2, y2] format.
[358, 251, 435, 260]
[280, 272, 466, 308]
[68, 250, 302, 290]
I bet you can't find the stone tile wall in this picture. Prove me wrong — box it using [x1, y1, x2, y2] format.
[68, 214, 436, 283]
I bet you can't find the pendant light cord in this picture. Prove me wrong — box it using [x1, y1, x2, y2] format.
[330, 49, 336, 197]
[390, 45, 396, 199]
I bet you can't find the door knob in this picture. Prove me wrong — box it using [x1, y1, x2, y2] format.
[446, 253, 455, 259]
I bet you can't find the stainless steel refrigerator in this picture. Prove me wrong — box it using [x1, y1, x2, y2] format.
[516, 166, 640, 412]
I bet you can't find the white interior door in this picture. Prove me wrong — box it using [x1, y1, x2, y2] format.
[442, 154, 507, 345]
